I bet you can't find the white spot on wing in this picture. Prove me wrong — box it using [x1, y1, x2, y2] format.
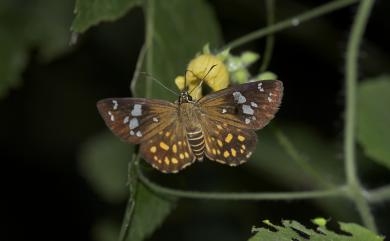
[245, 118, 251, 124]
[112, 100, 118, 110]
[108, 111, 115, 121]
[222, 108, 227, 113]
[130, 130, 135, 136]
[153, 117, 159, 123]
[129, 118, 139, 129]
[242, 105, 254, 115]
[258, 83, 264, 92]
[267, 97, 272, 102]
[131, 104, 142, 116]
[232, 92, 246, 104]
[251, 102, 258, 107]
[123, 116, 129, 124]
[136, 130, 142, 137]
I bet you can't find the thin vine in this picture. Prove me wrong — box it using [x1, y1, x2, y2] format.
[224, 0, 359, 50]
[344, 0, 376, 231]
[259, 0, 275, 72]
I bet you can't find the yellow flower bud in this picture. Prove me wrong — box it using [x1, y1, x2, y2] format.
[174, 76, 185, 91]
[187, 54, 229, 91]
[175, 54, 229, 100]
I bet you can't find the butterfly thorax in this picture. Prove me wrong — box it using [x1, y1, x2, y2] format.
[178, 100, 205, 161]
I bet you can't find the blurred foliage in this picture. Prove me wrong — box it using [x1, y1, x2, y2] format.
[80, 133, 176, 241]
[72, 0, 142, 32]
[0, 0, 74, 98]
[92, 219, 119, 241]
[130, 0, 222, 100]
[249, 125, 353, 219]
[249, 219, 384, 241]
[250, 125, 344, 189]
[357, 75, 390, 170]
[79, 132, 132, 203]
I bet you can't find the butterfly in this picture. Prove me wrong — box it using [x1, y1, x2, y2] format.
[97, 80, 283, 173]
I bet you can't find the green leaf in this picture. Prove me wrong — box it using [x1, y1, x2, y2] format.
[79, 132, 133, 203]
[0, 33, 27, 98]
[92, 219, 119, 241]
[126, 183, 176, 241]
[72, 0, 142, 32]
[132, 0, 222, 100]
[249, 219, 384, 241]
[0, 0, 73, 98]
[357, 75, 390, 170]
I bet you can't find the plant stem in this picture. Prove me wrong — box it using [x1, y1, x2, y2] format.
[344, 0, 376, 231]
[145, 0, 155, 98]
[367, 185, 390, 203]
[259, 0, 275, 72]
[118, 195, 135, 241]
[224, 0, 359, 50]
[118, 156, 139, 241]
[136, 162, 346, 201]
[130, 44, 147, 96]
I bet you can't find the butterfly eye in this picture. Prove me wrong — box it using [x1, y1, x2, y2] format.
[188, 95, 193, 101]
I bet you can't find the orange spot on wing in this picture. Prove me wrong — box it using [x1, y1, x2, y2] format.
[237, 135, 245, 142]
[231, 148, 237, 157]
[160, 142, 169, 150]
[217, 140, 223, 147]
[225, 134, 233, 143]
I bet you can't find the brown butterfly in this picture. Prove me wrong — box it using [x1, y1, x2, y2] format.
[97, 80, 283, 173]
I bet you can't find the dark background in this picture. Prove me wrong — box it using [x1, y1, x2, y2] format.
[2, 0, 390, 240]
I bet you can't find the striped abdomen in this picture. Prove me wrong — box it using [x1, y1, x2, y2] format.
[187, 128, 205, 160]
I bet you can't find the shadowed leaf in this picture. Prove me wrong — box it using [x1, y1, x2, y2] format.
[93, 219, 119, 241]
[131, 0, 222, 100]
[0, 0, 73, 98]
[72, 0, 142, 32]
[126, 183, 176, 241]
[79, 132, 133, 203]
[357, 75, 390, 170]
[250, 124, 344, 189]
[249, 219, 384, 241]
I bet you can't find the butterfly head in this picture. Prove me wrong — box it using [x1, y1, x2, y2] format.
[178, 90, 193, 104]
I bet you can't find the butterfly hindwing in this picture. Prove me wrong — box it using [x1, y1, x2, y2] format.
[97, 98, 177, 144]
[198, 80, 283, 130]
[140, 122, 196, 173]
[97, 80, 283, 173]
[201, 118, 257, 166]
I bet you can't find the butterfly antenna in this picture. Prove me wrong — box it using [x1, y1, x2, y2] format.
[140, 72, 179, 96]
[184, 69, 188, 91]
[189, 64, 217, 95]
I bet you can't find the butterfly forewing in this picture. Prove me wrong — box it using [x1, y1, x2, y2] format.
[199, 80, 283, 130]
[201, 118, 257, 166]
[97, 80, 283, 173]
[97, 98, 177, 144]
[140, 122, 196, 173]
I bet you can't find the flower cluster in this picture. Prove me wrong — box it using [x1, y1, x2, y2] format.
[175, 44, 277, 99]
